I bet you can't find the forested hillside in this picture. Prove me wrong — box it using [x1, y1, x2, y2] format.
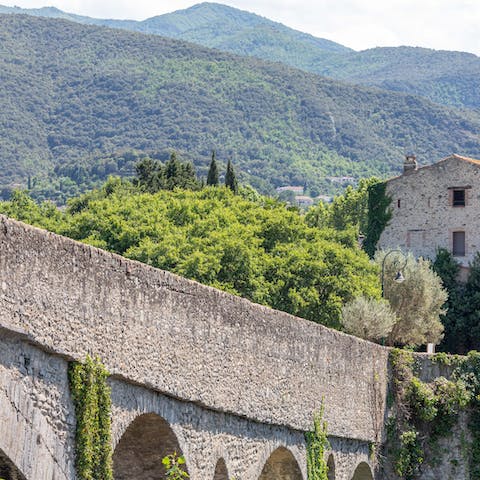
[2, 14, 480, 202]
[3, 2, 480, 110]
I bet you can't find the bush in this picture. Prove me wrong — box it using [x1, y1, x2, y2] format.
[341, 296, 397, 342]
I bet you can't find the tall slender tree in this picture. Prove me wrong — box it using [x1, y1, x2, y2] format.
[206, 150, 219, 186]
[225, 159, 238, 194]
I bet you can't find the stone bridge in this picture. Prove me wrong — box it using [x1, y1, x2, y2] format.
[0, 215, 391, 480]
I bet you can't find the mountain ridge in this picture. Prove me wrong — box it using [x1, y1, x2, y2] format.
[1, 2, 478, 110]
[2, 14, 480, 202]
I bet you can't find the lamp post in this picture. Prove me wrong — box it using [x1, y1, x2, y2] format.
[381, 249, 407, 297]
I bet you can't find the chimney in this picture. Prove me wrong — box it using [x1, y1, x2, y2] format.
[403, 153, 417, 174]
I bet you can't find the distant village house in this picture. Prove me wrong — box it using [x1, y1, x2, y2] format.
[378, 154, 480, 273]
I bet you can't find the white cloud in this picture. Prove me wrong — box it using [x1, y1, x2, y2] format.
[1, 0, 479, 54]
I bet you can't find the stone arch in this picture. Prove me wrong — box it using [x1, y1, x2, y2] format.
[258, 446, 303, 480]
[327, 453, 335, 480]
[113, 413, 189, 480]
[213, 457, 229, 480]
[351, 462, 374, 480]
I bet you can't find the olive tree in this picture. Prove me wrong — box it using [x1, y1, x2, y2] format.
[341, 296, 397, 342]
[376, 250, 446, 346]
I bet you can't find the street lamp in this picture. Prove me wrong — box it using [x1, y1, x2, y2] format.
[381, 250, 407, 297]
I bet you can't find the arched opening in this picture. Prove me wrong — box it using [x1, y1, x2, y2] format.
[0, 449, 27, 480]
[258, 447, 303, 480]
[213, 457, 229, 480]
[327, 454, 335, 480]
[113, 413, 188, 480]
[351, 462, 373, 480]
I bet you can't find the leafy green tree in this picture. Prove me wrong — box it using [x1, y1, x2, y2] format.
[363, 182, 392, 258]
[206, 150, 219, 186]
[306, 177, 380, 233]
[224, 159, 238, 194]
[432, 248, 465, 353]
[376, 251, 446, 346]
[460, 253, 480, 353]
[135, 157, 163, 193]
[134, 154, 200, 193]
[0, 187, 380, 329]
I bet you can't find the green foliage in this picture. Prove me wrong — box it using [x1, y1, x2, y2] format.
[68, 356, 113, 480]
[3, 15, 480, 202]
[305, 402, 330, 480]
[224, 159, 238, 194]
[206, 151, 219, 186]
[432, 248, 465, 353]
[341, 295, 397, 342]
[395, 430, 423, 479]
[306, 177, 380, 233]
[460, 255, 480, 353]
[134, 153, 201, 193]
[376, 251, 446, 346]
[0, 186, 380, 329]
[9, 3, 480, 110]
[389, 348, 480, 479]
[363, 182, 392, 258]
[162, 452, 189, 480]
[433, 250, 480, 354]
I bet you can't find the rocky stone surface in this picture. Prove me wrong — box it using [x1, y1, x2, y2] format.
[0, 214, 389, 442]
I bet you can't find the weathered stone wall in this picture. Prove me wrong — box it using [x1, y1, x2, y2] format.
[0, 330, 376, 480]
[379, 155, 480, 267]
[0, 214, 390, 442]
[0, 329, 76, 480]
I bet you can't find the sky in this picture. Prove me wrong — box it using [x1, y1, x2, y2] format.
[1, 0, 480, 55]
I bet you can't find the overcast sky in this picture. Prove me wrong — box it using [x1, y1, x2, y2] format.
[2, 0, 479, 55]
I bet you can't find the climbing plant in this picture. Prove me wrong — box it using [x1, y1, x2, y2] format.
[363, 181, 392, 258]
[306, 402, 330, 480]
[387, 349, 480, 479]
[162, 452, 189, 480]
[68, 355, 113, 480]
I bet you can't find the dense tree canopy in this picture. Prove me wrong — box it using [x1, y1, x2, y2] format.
[0, 183, 380, 329]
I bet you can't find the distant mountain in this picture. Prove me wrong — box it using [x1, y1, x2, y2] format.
[2, 14, 480, 202]
[2, 2, 478, 110]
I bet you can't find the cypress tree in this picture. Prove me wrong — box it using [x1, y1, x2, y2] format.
[224, 159, 238, 194]
[206, 150, 219, 186]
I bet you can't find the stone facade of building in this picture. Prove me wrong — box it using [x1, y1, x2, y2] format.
[378, 154, 480, 268]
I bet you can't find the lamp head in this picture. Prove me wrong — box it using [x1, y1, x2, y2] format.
[394, 271, 405, 283]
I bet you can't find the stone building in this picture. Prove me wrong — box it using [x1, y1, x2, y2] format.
[378, 154, 480, 271]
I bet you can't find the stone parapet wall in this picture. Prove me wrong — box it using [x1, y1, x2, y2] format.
[0, 215, 389, 441]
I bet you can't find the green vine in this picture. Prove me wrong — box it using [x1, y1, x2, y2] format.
[363, 181, 392, 258]
[305, 401, 330, 480]
[162, 452, 189, 479]
[388, 349, 480, 479]
[68, 355, 113, 480]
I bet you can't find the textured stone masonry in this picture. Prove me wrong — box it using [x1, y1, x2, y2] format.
[0, 214, 390, 442]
